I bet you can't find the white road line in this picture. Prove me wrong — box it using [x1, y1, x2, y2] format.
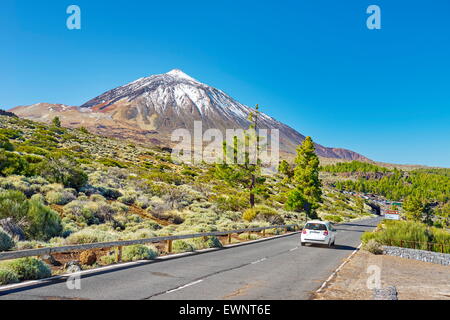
[165, 280, 204, 294]
[316, 243, 362, 294]
[251, 258, 267, 264]
[290, 247, 299, 251]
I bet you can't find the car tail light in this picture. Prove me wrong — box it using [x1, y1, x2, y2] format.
[302, 230, 308, 234]
[323, 231, 329, 236]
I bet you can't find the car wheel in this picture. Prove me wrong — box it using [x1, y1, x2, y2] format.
[301, 242, 305, 246]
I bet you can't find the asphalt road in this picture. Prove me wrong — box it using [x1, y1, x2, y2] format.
[0, 217, 381, 300]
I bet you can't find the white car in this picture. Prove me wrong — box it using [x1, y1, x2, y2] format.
[301, 220, 337, 247]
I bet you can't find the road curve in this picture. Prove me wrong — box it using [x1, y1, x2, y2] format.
[0, 217, 381, 300]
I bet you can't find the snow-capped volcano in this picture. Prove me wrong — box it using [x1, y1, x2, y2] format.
[10, 69, 367, 160]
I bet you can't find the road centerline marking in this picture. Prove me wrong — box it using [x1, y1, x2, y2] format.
[165, 279, 204, 294]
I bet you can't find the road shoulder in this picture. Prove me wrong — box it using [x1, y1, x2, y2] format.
[312, 249, 450, 300]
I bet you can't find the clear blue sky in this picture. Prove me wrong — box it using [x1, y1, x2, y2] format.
[1, 0, 449, 167]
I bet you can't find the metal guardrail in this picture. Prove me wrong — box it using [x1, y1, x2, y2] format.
[0, 224, 300, 261]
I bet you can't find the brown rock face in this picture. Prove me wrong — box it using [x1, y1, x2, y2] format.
[10, 69, 368, 161]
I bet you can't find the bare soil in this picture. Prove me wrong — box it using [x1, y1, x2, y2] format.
[313, 250, 450, 300]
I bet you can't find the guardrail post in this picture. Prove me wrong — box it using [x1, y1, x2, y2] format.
[441, 244, 444, 253]
[116, 246, 122, 263]
[167, 240, 173, 253]
[262, 229, 266, 237]
[228, 233, 232, 244]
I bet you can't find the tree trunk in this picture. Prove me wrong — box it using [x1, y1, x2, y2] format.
[250, 174, 256, 207]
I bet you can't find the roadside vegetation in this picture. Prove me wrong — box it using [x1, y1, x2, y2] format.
[361, 220, 450, 254]
[0, 114, 377, 284]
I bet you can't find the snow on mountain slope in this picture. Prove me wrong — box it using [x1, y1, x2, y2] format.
[10, 70, 368, 160]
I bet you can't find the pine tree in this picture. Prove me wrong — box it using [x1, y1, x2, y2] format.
[279, 160, 293, 182]
[285, 137, 322, 218]
[355, 197, 365, 214]
[403, 195, 424, 222]
[214, 105, 264, 208]
[52, 116, 61, 128]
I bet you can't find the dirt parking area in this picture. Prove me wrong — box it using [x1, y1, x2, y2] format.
[313, 250, 450, 300]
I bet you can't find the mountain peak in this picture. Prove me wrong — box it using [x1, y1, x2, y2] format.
[166, 69, 198, 83]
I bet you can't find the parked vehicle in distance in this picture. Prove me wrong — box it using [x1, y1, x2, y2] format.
[301, 220, 336, 247]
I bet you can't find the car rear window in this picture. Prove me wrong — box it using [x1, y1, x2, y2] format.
[305, 223, 327, 231]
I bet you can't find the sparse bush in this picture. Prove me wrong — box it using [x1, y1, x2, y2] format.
[0, 228, 14, 252]
[63, 199, 119, 225]
[118, 191, 136, 205]
[362, 239, 383, 255]
[45, 190, 76, 205]
[0, 257, 51, 281]
[0, 269, 19, 285]
[30, 193, 45, 203]
[65, 229, 118, 244]
[172, 240, 195, 253]
[15, 240, 48, 250]
[238, 233, 260, 241]
[122, 245, 158, 261]
[136, 196, 151, 209]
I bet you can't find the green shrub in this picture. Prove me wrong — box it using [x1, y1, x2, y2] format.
[243, 208, 257, 222]
[98, 158, 128, 168]
[361, 220, 448, 252]
[0, 128, 22, 140]
[35, 152, 88, 190]
[0, 269, 19, 285]
[0, 257, 51, 281]
[25, 201, 62, 241]
[172, 240, 195, 253]
[0, 150, 30, 176]
[0, 228, 14, 252]
[323, 215, 343, 223]
[0, 191, 61, 241]
[0, 190, 29, 221]
[188, 236, 223, 250]
[122, 245, 158, 261]
[0, 135, 14, 151]
[15, 145, 49, 156]
[99, 254, 116, 265]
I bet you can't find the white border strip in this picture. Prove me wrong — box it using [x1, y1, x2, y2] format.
[316, 243, 362, 294]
